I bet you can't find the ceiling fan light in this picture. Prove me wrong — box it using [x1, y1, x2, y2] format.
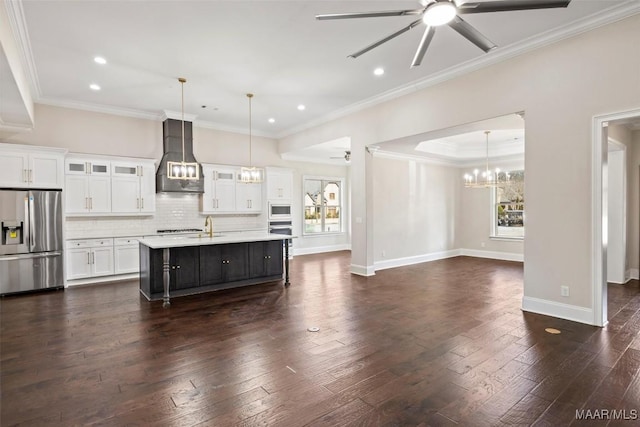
[423, 1, 457, 26]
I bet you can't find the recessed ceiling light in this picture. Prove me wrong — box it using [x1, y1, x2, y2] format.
[297, 104, 306, 111]
[94, 56, 107, 65]
[268, 118, 275, 123]
[89, 84, 101, 91]
[374, 67, 385, 76]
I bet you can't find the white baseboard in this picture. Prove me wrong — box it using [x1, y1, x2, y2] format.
[294, 244, 351, 256]
[626, 268, 639, 282]
[374, 249, 460, 271]
[459, 249, 524, 262]
[351, 264, 375, 276]
[66, 273, 138, 287]
[522, 296, 595, 326]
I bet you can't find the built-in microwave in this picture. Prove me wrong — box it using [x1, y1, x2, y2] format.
[268, 203, 292, 220]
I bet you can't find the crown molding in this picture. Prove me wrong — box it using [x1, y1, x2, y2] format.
[373, 149, 460, 167]
[37, 97, 161, 121]
[4, 0, 41, 98]
[0, 117, 33, 133]
[372, 148, 524, 168]
[161, 110, 198, 122]
[36, 98, 275, 139]
[276, 1, 640, 139]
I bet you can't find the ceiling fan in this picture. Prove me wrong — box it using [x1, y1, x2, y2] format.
[330, 150, 351, 162]
[316, 0, 571, 67]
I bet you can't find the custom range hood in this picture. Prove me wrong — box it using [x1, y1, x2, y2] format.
[156, 118, 204, 193]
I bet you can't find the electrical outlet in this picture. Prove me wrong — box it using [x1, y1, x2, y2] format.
[561, 286, 570, 297]
[481, 242, 486, 248]
[381, 250, 386, 258]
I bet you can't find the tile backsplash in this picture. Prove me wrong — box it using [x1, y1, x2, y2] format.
[65, 193, 266, 239]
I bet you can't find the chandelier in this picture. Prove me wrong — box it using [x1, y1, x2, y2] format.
[239, 93, 264, 183]
[167, 77, 200, 180]
[463, 130, 509, 188]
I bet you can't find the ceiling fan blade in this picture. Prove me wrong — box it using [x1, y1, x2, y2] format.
[316, 9, 424, 20]
[349, 19, 423, 59]
[448, 16, 497, 53]
[458, 0, 571, 14]
[411, 26, 436, 67]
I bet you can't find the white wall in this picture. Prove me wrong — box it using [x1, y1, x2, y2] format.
[372, 155, 459, 267]
[607, 146, 626, 283]
[279, 15, 640, 324]
[2, 103, 350, 252]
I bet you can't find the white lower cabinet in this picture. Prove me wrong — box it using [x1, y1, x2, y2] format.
[114, 237, 140, 274]
[66, 239, 114, 281]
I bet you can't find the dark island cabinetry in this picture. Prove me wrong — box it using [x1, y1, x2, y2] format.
[141, 246, 200, 295]
[200, 242, 249, 285]
[249, 240, 283, 278]
[139, 239, 287, 302]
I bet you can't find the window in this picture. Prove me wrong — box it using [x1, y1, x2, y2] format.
[492, 170, 524, 239]
[304, 178, 342, 234]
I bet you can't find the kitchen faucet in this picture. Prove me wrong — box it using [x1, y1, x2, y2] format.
[204, 215, 213, 238]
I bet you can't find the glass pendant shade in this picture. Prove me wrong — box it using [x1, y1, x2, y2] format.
[168, 160, 200, 180]
[240, 166, 264, 183]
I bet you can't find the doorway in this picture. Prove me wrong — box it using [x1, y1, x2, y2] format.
[593, 108, 640, 327]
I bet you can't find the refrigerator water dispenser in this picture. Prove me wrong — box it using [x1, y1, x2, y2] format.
[1, 221, 24, 245]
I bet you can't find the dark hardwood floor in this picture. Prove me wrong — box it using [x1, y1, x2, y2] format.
[2, 253, 639, 426]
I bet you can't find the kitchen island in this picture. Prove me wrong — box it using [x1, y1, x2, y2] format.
[138, 232, 290, 307]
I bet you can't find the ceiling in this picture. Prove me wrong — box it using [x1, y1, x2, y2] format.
[1, 0, 638, 160]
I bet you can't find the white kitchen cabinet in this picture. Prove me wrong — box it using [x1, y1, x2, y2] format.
[111, 161, 156, 214]
[266, 168, 293, 201]
[236, 180, 262, 213]
[114, 237, 141, 274]
[200, 163, 264, 215]
[66, 239, 114, 281]
[201, 165, 237, 213]
[0, 145, 64, 189]
[66, 247, 93, 280]
[64, 159, 112, 215]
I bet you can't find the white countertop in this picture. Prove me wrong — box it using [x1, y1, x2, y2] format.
[138, 232, 292, 249]
[64, 228, 269, 240]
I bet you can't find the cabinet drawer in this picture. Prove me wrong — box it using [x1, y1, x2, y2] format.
[66, 238, 113, 249]
[114, 237, 142, 245]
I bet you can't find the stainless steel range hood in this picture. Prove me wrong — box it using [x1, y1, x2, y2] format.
[156, 118, 204, 193]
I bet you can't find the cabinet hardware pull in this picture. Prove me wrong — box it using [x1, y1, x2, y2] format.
[28, 169, 32, 183]
[176, 265, 180, 269]
[172, 266, 176, 269]
[87, 253, 90, 264]
[91, 252, 95, 264]
[141, 198, 144, 209]
[136, 198, 139, 209]
[23, 169, 26, 182]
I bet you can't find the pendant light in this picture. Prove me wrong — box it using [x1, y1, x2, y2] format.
[463, 130, 508, 188]
[240, 93, 264, 183]
[167, 77, 200, 180]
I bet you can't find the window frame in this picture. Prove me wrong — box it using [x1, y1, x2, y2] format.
[302, 175, 345, 236]
[490, 170, 525, 241]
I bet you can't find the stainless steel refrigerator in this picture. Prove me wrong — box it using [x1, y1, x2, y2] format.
[0, 190, 63, 295]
